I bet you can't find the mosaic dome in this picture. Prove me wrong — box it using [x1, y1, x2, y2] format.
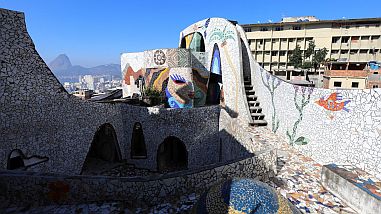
[192, 178, 295, 214]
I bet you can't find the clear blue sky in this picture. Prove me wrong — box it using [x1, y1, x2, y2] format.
[1, 0, 380, 67]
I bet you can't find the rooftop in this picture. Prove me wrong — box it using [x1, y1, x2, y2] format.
[242, 16, 381, 27]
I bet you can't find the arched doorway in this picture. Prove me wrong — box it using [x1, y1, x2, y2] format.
[81, 123, 121, 174]
[206, 43, 223, 105]
[157, 136, 188, 172]
[131, 122, 147, 159]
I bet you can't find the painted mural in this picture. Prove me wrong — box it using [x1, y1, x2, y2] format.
[286, 86, 314, 146]
[315, 92, 351, 120]
[166, 73, 194, 108]
[192, 68, 208, 107]
[260, 68, 281, 133]
[122, 65, 169, 94]
[249, 49, 381, 178]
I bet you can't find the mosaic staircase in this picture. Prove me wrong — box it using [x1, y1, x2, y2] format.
[244, 76, 268, 126]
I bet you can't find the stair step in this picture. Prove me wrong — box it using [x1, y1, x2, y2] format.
[249, 106, 262, 110]
[249, 120, 268, 126]
[244, 85, 253, 88]
[245, 90, 255, 95]
[248, 100, 260, 104]
[251, 112, 264, 117]
[247, 95, 258, 101]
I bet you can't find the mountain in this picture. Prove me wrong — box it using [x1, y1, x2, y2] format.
[48, 54, 121, 82]
[49, 54, 72, 71]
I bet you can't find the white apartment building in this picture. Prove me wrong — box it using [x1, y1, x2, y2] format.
[242, 16, 381, 81]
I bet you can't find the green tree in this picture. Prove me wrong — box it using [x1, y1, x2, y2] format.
[312, 48, 328, 72]
[304, 40, 315, 59]
[289, 44, 303, 69]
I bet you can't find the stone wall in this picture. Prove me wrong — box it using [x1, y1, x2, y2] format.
[0, 149, 276, 209]
[0, 9, 264, 175]
[121, 105, 220, 170]
[0, 8, 126, 175]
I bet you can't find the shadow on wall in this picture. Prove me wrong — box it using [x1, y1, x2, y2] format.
[157, 136, 188, 172]
[81, 123, 122, 174]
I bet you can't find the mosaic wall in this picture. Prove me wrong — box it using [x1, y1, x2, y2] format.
[179, 18, 252, 123]
[0, 9, 258, 174]
[243, 33, 381, 178]
[0, 150, 276, 209]
[0, 8, 126, 175]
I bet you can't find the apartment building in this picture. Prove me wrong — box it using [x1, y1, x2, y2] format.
[242, 16, 381, 84]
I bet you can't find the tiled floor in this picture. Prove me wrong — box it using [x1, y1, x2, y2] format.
[250, 127, 357, 214]
[4, 126, 364, 214]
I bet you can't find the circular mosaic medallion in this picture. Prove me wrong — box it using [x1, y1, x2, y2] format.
[154, 50, 166, 65]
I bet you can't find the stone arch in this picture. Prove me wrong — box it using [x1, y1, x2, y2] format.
[157, 136, 188, 172]
[81, 123, 121, 173]
[131, 122, 147, 159]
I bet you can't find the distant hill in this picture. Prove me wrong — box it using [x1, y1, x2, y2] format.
[48, 54, 121, 82]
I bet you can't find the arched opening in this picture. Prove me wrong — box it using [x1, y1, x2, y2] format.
[180, 37, 186, 48]
[131, 122, 147, 159]
[7, 149, 25, 170]
[81, 123, 121, 174]
[157, 136, 187, 172]
[206, 43, 223, 105]
[189, 32, 205, 52]
[6, 149, 49, 170]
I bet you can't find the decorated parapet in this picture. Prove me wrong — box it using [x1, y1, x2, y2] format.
[121, 18, 245, 111]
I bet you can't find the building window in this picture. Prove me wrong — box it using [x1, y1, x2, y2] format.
[361, 36, 370, 40]
[289, 38, 295, 42]
[350, 50, 358, 54]
[360, 49, 368, 54]
[279, 51, 286, 56]
[275, 26, 284, 31]
[244, 27, 252, 32]
[293, 26, 301, 30]
[332, 37, 340, 43]
[351, 36, 359, 43]
[260, 27, 268, 31]
[341, 50, 349, 54]
[372, 35, 380, 40]
[352, 82, 359, 88]
[373, 85, 379, 88]
[331, 50, 339, 54]
[342, 37, 350, 43]
[334, 81, 342, 87]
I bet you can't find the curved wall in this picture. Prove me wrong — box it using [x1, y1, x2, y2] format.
[241, 30, 381, 178]
[1, 10, 261, 175]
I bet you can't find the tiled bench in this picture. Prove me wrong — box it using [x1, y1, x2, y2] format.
[321, 164, 381, 214]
